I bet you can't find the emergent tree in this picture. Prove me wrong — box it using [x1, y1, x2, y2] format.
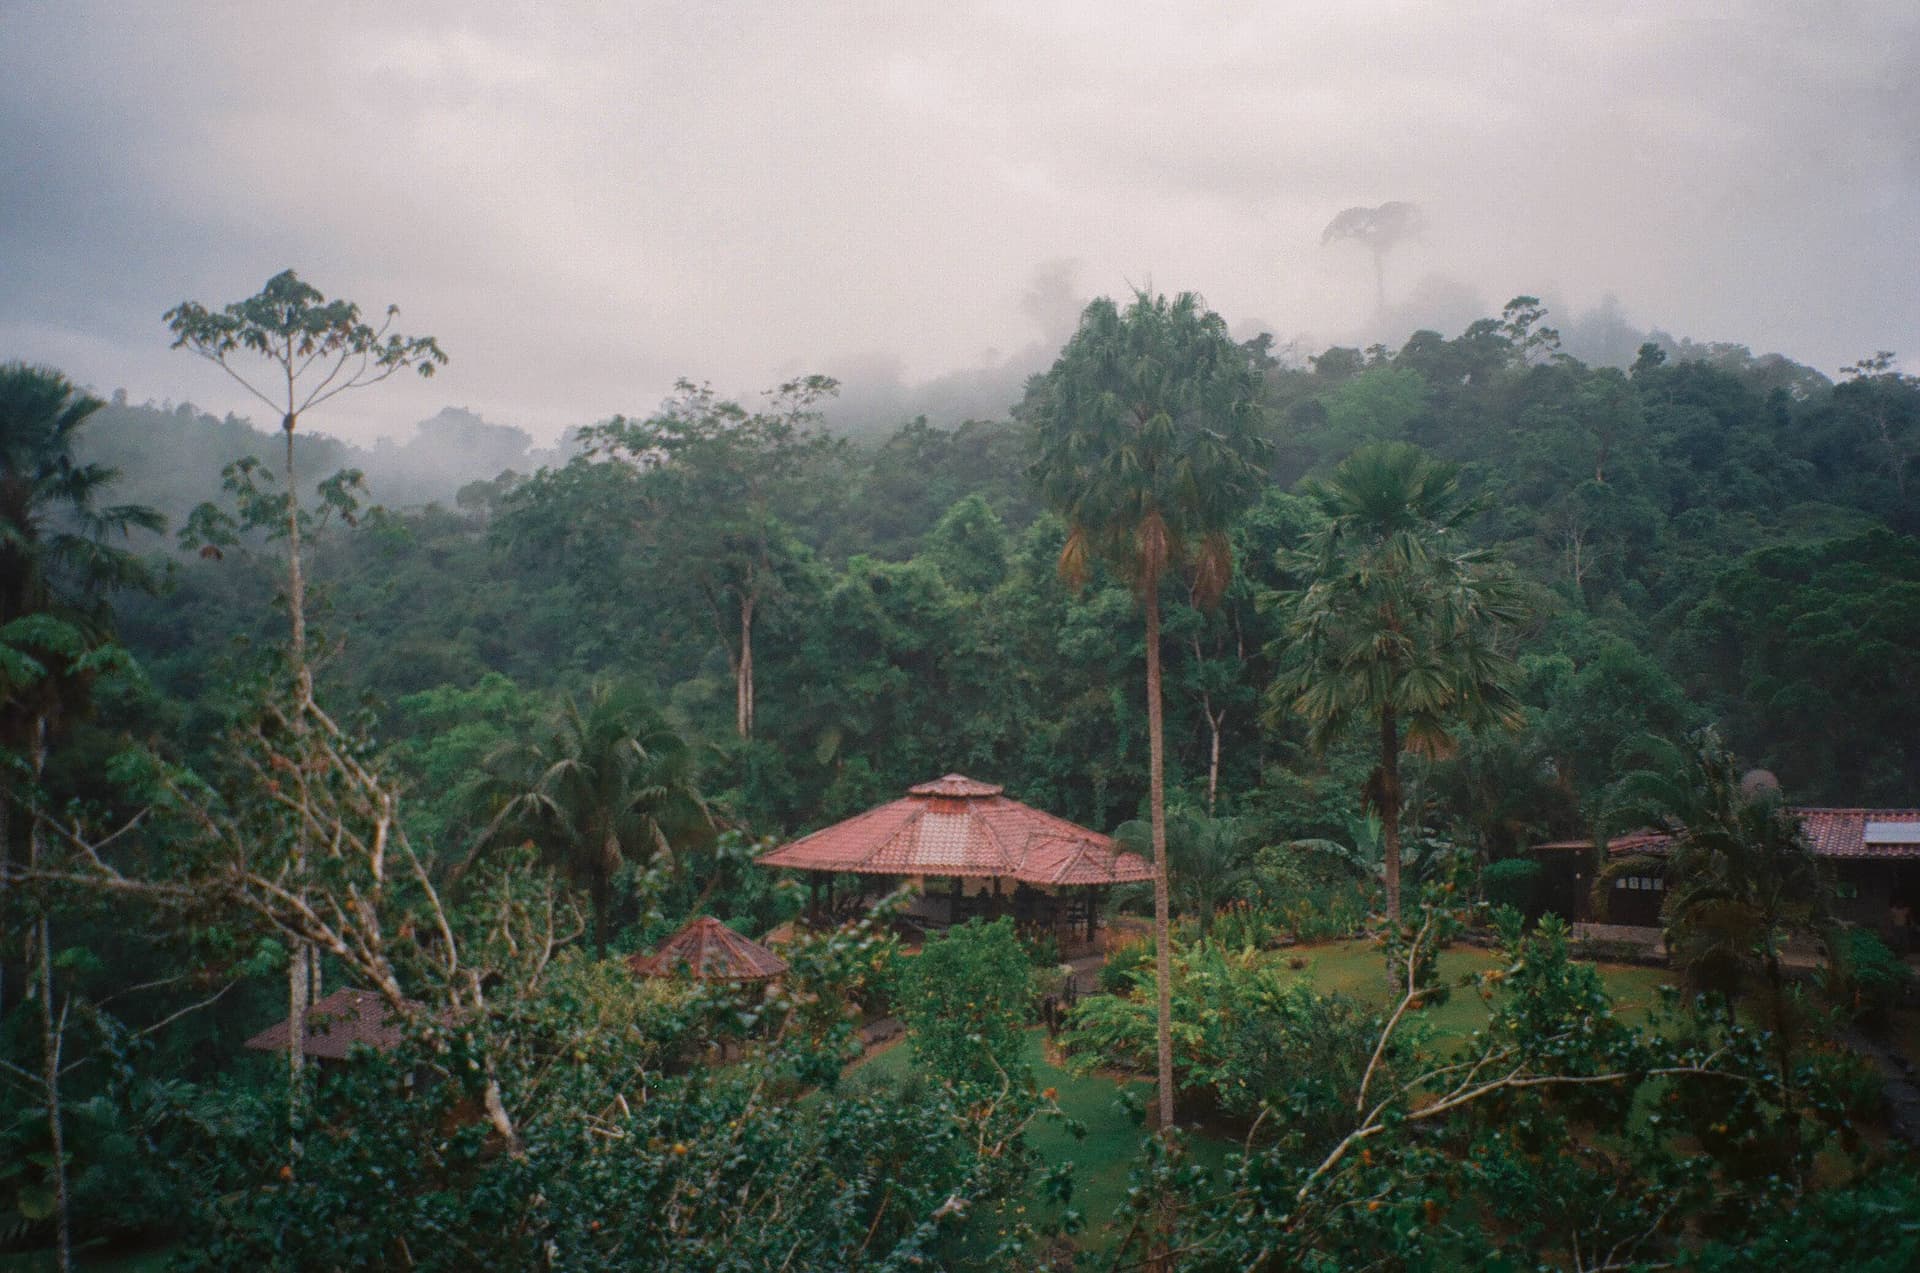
[163, 271, 444, 1084]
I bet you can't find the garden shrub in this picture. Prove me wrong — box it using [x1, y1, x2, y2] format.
[1480, 858, 1544, 921]
[1281, 884, 1369, 943]
[1098, 938, 1153, 996]
[895, 918, 1033, 1087]
[1064, 944, 1387, 1142]
[1822, 925, 1912, 1027]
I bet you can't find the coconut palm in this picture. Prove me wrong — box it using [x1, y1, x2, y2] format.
[466, 682, 711, 954]
[1269, 442, 1525, 924]
[1029, 290, 1271, 1128]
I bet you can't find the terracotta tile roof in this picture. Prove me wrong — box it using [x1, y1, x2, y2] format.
[243, 987, 420, 1060]
[1798, 808, 1920, 859]
[1534, 808, 1920, 861]
[758, 773, 1153, 886]
[627, 916, 787, 982]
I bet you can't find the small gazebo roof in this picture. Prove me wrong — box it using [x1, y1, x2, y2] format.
[757, 773, 1152, 886]
[627, 916, 788, 982]
[243, 987, 418, 1060]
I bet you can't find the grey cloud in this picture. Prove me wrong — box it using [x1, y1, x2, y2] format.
[1, 1, 1915, 445]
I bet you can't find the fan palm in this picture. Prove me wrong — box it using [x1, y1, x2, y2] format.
[466, 683, 711, 953]
[1269, 443, 1525, 923]
[1029, 290, 1271, 1128]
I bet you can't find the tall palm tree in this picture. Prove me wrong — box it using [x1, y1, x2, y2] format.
[1029, 290, 1271, 1129]
[1270, 443, 1525, 924]
[0, 364, 159, 631]
[465, 682, 710, 953]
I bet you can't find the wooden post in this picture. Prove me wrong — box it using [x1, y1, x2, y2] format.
[950, 876, 963, 926]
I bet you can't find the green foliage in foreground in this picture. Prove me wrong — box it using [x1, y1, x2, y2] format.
[1071, 913, 1912, 1270]
[895, 918, 1034, 1089]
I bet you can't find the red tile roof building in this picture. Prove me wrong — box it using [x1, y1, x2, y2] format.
[757, 774, 1152, 887]
[1534, 808, 1920, 861]
[627, 915, 788, 982]
[1533, 808, 1920, 937]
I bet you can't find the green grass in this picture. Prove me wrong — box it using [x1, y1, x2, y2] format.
[1270, 939, 1677, 1037]
[858, 1030, 1229, 1250]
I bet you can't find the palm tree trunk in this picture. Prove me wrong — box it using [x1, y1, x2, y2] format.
[736, 591, 755, 740]
[1380, 706, 1402, 924]
[1144, 577, 1176, 1131]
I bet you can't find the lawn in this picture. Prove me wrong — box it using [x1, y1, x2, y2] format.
[1269, 938, 1678, 1037]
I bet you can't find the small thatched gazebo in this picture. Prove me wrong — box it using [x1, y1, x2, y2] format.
[756, 774, 1152, 942]
[627, 915, 788, 983]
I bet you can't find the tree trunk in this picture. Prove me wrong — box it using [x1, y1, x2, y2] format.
[735, 591, 755, 740]
[1380, 706, 1402, 925]
[281, 413, 311, 1106]
[28, 718, 71, 1273]
[1205, 703, 1223, 818]
[1144, 578, 1176, 1131]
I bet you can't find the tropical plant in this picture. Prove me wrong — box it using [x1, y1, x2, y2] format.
[1605, 730, 1831, 1006]
[1028, 289, 1271, 1129]
[1605, 728, 1833, 1159]
[466, 682, 711, 953]
[0, 362, 159, 1273]
[1268, 442, 1526, 923]
[1115, 811, 1258, 941]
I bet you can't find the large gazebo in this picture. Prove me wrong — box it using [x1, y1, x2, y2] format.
[756, 774, 1151, 942]
[628, 915, 788, 983]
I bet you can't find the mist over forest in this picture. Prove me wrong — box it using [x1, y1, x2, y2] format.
[7, 5, 1920, 1270]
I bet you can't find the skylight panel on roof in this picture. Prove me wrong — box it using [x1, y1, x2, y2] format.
[1863, 821, 1920, 844]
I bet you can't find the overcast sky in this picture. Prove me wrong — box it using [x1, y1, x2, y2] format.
[3, 1, 1916, 444]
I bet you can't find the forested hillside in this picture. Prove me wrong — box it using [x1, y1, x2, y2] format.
[98, 298, 1919, 848]
[8, 287, 1920, 1270]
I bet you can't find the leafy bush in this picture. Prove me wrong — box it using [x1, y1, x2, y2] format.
[1691, 1168, 1920, 1272]
[895, 919, 1033, 1087]
[1019, 928, 1062, 969]
[1480, 858, 1544, 920]
[1064, 944, 1387, 1143]
[1099, 938, 1153, 996]
[1280, 885, 1370, 943]
[1822, 925, 1913, 1027]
